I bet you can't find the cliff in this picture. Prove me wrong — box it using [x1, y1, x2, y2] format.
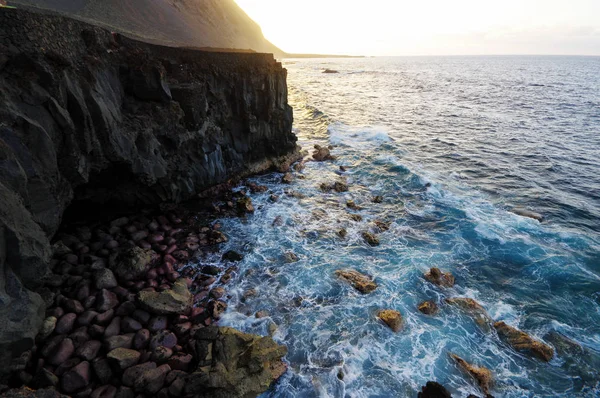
[11, 0, 282, 54]
[0, 7, 297, 380]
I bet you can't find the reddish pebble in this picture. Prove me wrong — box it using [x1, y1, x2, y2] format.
[55, 313, 77, 334]
[49, 338, 75, 365]
[137, 240, 152, 250]
[146, 269, 157, 280]
[61, 360, 90, 393]
[95, 309, 114, 326]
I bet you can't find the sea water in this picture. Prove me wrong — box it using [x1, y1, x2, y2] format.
[212, 56, 600, 397]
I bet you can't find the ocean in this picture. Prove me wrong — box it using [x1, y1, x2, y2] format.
[213, 56, 600, 397]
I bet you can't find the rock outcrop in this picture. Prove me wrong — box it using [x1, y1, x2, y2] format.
[450, 353, 493, 396]
[0, 8, 298, 379]
[335, 269, 378, 294]
[185, 326, 288, 398]
[494, 322, 554, 362]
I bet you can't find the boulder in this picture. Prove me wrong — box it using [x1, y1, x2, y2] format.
[494, 321, 554, 361]
[335, 269, 377, 294]
[222, 251, 243, 262]
[450, 353, 493, 396]
[377, 309, 403, 332]
[445, 298, 492, 331]
[511, 208, 543, 222]
[38, 316, 58, 339]
[134, 364, 171, 395]
[362, 232, 380, 246]
[104, 334, 134, 352]
[48, 338, 75, 365]
[61, 360, 90, 393]
[137, 279, 192, 315]
[312, 145, 334, 161]
[112, 248, 155, 281]
[107, 348, 141, 370]
[417, 381, 452, 398]
[418, 301, 439, 315]
[281, 172, 294, 184]
[185, 326, 287, 398]
[55, 313, 77, 335]
[76, 340, 102, 361]
[122, 362, 156, 387]
[424, 267, 455, 287]
[94, 269, 118, 290]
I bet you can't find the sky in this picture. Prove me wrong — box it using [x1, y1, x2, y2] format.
[234, 0, 600, 56]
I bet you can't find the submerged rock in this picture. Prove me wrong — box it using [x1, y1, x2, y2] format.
[424, 267, 455, 288]
[445, 298, 492, 331]
[335, 269, 378, 294]
[450, 353, 493, 396]
[137, 279, 193, 315]
[494, 321, 554, 361]
[185, 326, 287, 398]
[418, 301, 439, 315]
[377, 309, 403, 332]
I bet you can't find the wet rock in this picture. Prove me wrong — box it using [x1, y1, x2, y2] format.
[284, 251, 299, 263]
[494, 321, 554, 361]
[255, 311, 270, 319]
[55, 313, 77, 334]
[200, 265, 222, 276]
[222, 250, 243, 262]
[445, 298, 492, 331]
[236, 197, 255, 214]
[362, 232, 380, 246]
[377, 309, 403, 332]
[185, 326, 287, 398]
[450, 353, 493, 396]
[511, 208, 543, 222]
[137, 279, 193, 315]
[312, 145, 334, 161]
[424, 267, 455, 288]
[61, 360, 90, 393]
[76, 340, 102, 361]
[346, 200, 362, 210]
[323, 69, 339, 74]
[372, 195, 384, 204]
[338, 229, 347, 238]
[94, 269, 118, 290]
[320, 181, 348, 193]
[96, 289, 119, 312]
[107, 348, 141, 370]
[281, 172, 294, 184]
[207, 300, 228, 319]
[209, 287, 226, 300]
[112, 247, 155, 281]
[49, 338, 75, 365]
[418, 301, 439, 315]
[335, 269, 377, 294]
[418, 381, 452, 398]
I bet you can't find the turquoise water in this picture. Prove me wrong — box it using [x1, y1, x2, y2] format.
[213, 57, 600, 397]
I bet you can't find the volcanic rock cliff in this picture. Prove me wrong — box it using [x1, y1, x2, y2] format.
[11, 0, 282, 54]
[0, 7, 297, 380]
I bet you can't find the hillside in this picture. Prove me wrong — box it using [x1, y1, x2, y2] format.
[10, 0, 282, 54]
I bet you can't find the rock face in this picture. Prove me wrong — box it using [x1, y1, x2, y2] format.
[450, 353, 493, 396]
[185, 326, 288, 398]
[335, 269, 378, 294]
[0, 8, 298, 379]
[494, 321, 554, 362]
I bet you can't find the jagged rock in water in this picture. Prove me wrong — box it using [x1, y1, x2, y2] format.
[511, 208, 544, 222]
[494, 321, 554, 361]
[450, 353, 493, 396]
[0, 7, 298, 375]
[362, 232, 380, 246]
[185, 326, 287, 398]
[335, 269, 377, 294]
[312, 145, 335, 161]
[418, 301, 439, 315]
[424, 267, 455, 287]
[137, 279, 193, 315]
[445, 298, 492, 331]
[417, 381, 452, 398]
[377, 309, 403, 332]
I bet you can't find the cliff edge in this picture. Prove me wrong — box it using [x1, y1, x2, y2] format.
[0, 7, 297, 381]
[11, 0, 282, 54]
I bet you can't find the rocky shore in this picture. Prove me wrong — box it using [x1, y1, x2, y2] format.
[0, 6, 298, 397]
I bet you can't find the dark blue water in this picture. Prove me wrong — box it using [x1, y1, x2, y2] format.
[212, 56, 600, 397]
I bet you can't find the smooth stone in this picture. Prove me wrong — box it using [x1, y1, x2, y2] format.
[61, 360, 90, 393]
[64, 299, 85, 314]
[133, 329, 151, 350]
[104, 334, 134, 351]
[95, 309, 115, 326]
[122, 362, 157, 387]
[90, 384, 117, 398]
[116, 302, 137, 317]
[96, 289, 119, 312]
[94, 269, 118, 290]
[121, 317, 143, 333]
[55, 313, 77, 334]
[76, 340, 102, 361]
[39, 316, 58, 340]
[104, 317, 122, 338]
[92, 358, 113, 384]
[147, 315, 167, 332]
[78, 311, 99, 326]
[49, 338, 75, 365]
